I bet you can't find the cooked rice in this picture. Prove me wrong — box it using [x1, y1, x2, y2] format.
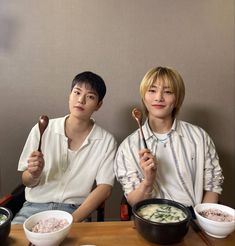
[31, 217, 69, 233]
[199, 208, 234, 222]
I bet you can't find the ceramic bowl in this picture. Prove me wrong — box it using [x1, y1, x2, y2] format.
[23, 210, 73, 246]
[132, 198, 191, 244]
[0, 207, 13, 243]
[194, 203, 235, 238]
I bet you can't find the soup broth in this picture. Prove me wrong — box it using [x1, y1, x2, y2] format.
[0, 214, 7, 225]
[137, 204, 187, 223]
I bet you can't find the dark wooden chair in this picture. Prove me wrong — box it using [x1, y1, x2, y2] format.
[0, 184, 105, 222]
[120, 195, 132, 221]
[0, 184, 25, 218]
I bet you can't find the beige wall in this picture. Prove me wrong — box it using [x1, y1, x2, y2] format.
[0, 0, 234, 219]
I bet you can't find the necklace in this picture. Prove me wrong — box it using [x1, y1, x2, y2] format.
[153, 131, 170, 147]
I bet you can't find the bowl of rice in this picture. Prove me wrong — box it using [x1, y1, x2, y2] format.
[23, 210, 73, 246]
[194, 203, 235, 238]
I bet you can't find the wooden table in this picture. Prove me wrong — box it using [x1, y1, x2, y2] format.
[5, 221, 235, 246]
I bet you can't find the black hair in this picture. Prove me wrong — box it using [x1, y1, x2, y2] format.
[71, 71, 106, 102]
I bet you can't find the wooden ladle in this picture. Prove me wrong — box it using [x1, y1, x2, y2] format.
[37, 115, 49, 152]
[132, 108, 147, 148]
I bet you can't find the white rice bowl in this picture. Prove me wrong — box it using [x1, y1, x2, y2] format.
[194, 203, 235, 238]
[23, 210, 73, 246]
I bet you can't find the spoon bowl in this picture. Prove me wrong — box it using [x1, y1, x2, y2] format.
[132, 108, 143, 126]
[38, 115, 49, 152]
[132, 108, 147, 148]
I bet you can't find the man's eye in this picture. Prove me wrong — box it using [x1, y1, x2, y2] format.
[164, 90, 173, 94]
[87, 95, 96, 100]
[74, 90, 80, 95]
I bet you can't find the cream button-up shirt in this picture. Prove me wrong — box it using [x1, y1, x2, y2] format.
[18, 115, 117, 205]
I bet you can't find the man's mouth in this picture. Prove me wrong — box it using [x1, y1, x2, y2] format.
[74, 106, 84, 111]
[152, 104, 165, 109]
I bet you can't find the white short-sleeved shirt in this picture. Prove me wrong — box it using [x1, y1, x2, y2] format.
[18, 115, 117, 205]
[114, 119, 224, 207]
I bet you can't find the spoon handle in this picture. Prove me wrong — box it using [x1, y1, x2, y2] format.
[38, 136, 42, 152]
[188, 206, 213, 246]
[190, 219, 213, 246]
[139, 124, 147, 149]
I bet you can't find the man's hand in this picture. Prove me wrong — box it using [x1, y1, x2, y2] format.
[27, 151, 44, 179]
[139, 148, 157, 186]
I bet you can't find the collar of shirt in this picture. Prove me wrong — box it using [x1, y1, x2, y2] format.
[52, 115, 104, 141]
[142, 118, 185, 142]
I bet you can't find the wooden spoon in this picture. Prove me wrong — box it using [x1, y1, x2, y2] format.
[37, 115, 49, 152]
[132, 108, 147, 148]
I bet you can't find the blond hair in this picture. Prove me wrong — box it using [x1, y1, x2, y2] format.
[140, 66, 185, 117]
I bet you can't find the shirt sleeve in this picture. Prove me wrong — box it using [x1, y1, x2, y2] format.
[114, 140, 143, 196]
[203, 132, 224, 194]
[18, 124, 39, 171]
[95, 134, 117, 186]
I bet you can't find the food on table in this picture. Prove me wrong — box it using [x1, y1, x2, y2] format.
[137, 204, 187, 223]
[31, 217, 69, 233]
[199, 208, 234, 222]
[0, 214, 7, 225]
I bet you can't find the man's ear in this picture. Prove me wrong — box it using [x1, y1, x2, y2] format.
[95, 101, 103, 111]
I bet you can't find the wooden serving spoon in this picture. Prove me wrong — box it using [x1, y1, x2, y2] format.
[132, 108, 159, 194]
[37, 115, 49, 152]
[132, 108, 147, 148]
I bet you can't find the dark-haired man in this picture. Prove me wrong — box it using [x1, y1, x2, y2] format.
[13, 71, 117, 223]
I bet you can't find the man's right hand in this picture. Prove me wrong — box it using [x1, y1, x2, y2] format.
[27, 150, 44, 179]
[139, 148, 157, 186]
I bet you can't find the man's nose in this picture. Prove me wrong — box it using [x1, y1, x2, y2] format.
[155, 90, 164, 101]
[78, 95, 86, 104]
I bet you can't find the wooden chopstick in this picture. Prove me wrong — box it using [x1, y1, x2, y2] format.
[190, 219, 213, 246]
